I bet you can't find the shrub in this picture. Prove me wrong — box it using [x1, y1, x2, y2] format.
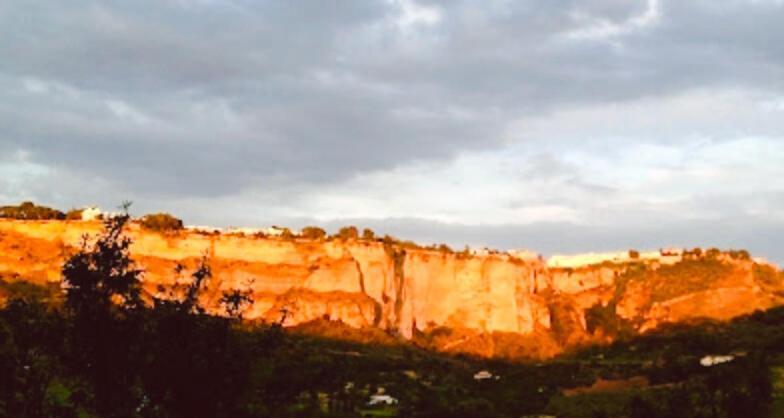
[437, 243, 453, 253]
[300, 226, 327, 240]
[140, 213, 183, 232]
[729, 249, 751, 260]
[628, 249, 640, 259]
[280, 227, 295, 240]
[0, 201, 65, 220]
[705, 248, 721, 259]
[337, 226, 359, 240]
[65, 208, 84, 220]
[362, 228, 375, 240]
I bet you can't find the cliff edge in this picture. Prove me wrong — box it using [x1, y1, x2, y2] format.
[1, 219, 781, 359]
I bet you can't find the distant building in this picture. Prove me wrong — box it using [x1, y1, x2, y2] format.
[367, 395, 398, 406]
[81, 206, 103, 221]
[263, 226, 287, 236]
[185, 225, 224, 234]
[700, 355, 735, 367]
[547, 248, 684, 268]
[473, 370, 495, 380]
[507, 249, 542, 262]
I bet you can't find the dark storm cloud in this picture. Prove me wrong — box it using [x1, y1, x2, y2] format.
[0, 0, 783, 198]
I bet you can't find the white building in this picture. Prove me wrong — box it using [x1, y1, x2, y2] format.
[547, 248, 684, 268]
[507, 249, 542, 262]
[367, 395, 398, 406]
[700, 355, 735, 367]
[185, 225, 224, 234]
[262, 226, 287, 236]
[81, 206, 103, 221]
[473, 370, 499, 381]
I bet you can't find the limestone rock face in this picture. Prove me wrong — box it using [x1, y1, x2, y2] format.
[1, 219, 782, 358]
[0, 221, 543, 340]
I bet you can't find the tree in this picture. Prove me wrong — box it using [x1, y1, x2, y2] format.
[65, 208, 84, 220]
[220, 289, 254, 319]
[337, 226, 359, 240]
[60, 204, 145, 417]
[139, 212, 183, 232]
[706, 248, 721, 259]
[62, 208, 143, 318]
[362, 228, 376, 240]
[0, 201, 65, 220]
[301, 226, 327, 240]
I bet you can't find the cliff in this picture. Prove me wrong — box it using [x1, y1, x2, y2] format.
[1, 219, 782, 358]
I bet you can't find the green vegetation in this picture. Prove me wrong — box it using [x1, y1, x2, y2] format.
[139, 212, 184, 232]
[613, 258, 735, 305]
[584, 301, 634, 339]
[0, 213, 781, 417]
[0, 201, 65, 220]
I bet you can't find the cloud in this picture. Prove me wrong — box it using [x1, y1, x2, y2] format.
[563, 0, 662, 41]
[0, 0, 783, 262]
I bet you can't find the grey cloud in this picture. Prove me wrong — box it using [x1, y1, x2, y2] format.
[1, 0, 783, 201]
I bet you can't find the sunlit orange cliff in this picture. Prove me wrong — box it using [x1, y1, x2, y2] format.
[1, 219, 782, 359]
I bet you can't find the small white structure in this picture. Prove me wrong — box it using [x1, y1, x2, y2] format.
[700, 355, 735, 367]
[227, 227, 264, 236]
[81, 206, 103, 221]
[367, 395, 398, 406]
[507, 249, 542, 262]
[263, 226, 287, 236]
[547, 248, 684, 268]
[185, 225, 224, 234]
[473, 370, 494, 381]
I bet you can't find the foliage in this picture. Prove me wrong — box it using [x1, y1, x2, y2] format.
[362, 228, 375, 240]
[753, 263, 782, 287]
[0, 213, 782, 417]
[584, 302, 634, 339]
[0, 201, 65, 220]
[139, 212, 184, 232]
[219, 288, 254, 319]
[336, 226, 359, 240]
[65, 208, 84, 221]
[301, 226, 327, 240]
[63, 211, 143, 317]
[614, 259, 735, 304]
[280, 227, 295, 240]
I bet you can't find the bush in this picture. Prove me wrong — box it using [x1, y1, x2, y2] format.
[301, 226, 326, 240]
[280, 227, 295, 240]
[65, 208, 84, 220]
[362, 228, 375, 240]
[0, 201, 65, 220]
[705, 248, 721, 259]
[437, 243, 453, 253]
[628, 249, 640, 259]
[729, 249, 751, 260]
[140, 213, 183, 232]
[337, 226, 359, 240]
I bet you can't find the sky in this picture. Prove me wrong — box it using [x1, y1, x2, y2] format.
[1, 0, 783, 262]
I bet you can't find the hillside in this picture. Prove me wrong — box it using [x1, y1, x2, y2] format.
[1, 219, 782, 359]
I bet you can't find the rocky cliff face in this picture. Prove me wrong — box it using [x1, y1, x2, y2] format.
[1, 220, 782, 358]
